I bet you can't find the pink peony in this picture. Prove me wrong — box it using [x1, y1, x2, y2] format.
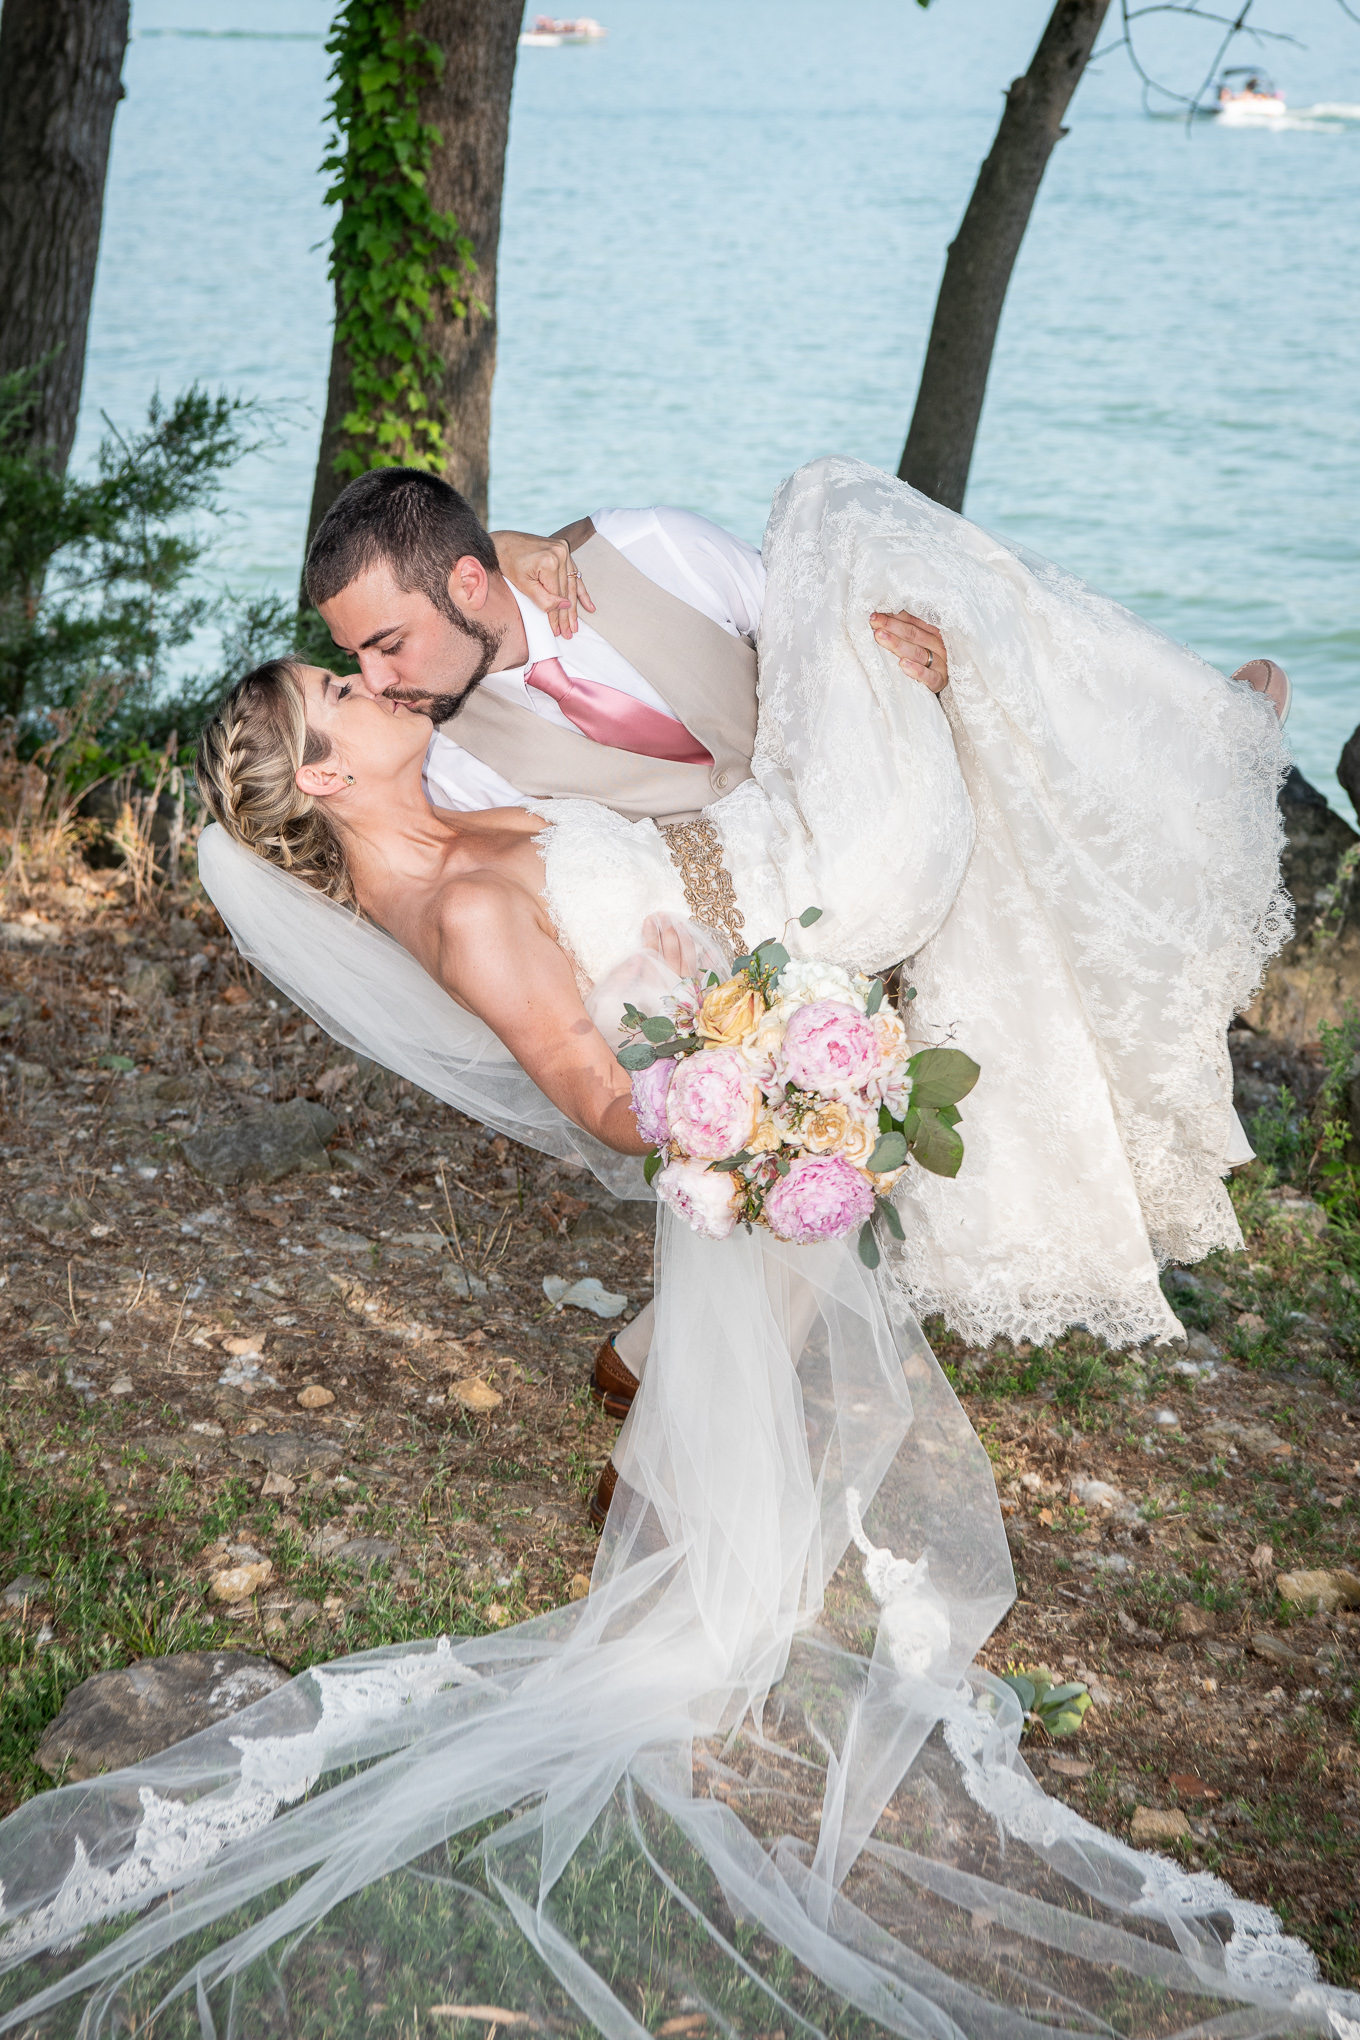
[630, 1057, 675, 1147]
[779, 1000, 882, 1095]
[654, 1158, 740, 1241]
[667, 1048, 760, 1161]
[761, 1154, 875, 1245]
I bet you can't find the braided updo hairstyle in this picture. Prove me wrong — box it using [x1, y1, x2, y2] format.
[196, 659, 354, 904]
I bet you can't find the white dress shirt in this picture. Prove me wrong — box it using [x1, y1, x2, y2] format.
[423, 506, 765, 813]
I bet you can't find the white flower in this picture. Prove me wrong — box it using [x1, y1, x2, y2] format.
[653, 1158, 741, 1241]
[772, 959, 870, 1013]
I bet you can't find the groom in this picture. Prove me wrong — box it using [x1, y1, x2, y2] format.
[303, 466, 951, 827]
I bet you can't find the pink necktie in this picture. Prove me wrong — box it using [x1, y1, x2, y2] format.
[524, 656, 713, 767]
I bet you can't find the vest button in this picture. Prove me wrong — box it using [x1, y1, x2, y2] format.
[714, 770, 729, 790]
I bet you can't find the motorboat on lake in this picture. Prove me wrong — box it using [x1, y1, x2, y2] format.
[519, 15, 607, 45]
[1213, 67, 1286, 123]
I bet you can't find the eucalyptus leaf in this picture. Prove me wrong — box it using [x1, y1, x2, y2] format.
[755, 941, 789, 970]
[875, 1194, 905, 1241]
[640, 1014, 676, 1044]
[617, 1043, 656, 1071]
[798, 906, 823, 927]
[867, 1131, 908, 1174]
[908, 1046, 981, 1109]
[857, 1221, 880, 1269]
[910, 1109, 964, 1178]
[866, 979, 885, 1016]
[903, 985, 917, 1002]
[709, 1150, 753, 1173]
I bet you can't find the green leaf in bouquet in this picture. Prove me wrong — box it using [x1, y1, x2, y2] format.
[878, 1103, 895, 1133]
[731, 953, 756, 975]
[773, 1153, 790, 1176]
[857, 1220, 881, 1269]
[936, 1103, 962, 1128]
[709, 1150, 753, 1173]
[798, 906, 823, 927]
[867, 1131, 908, 1174]
[901, 1106, 920, 1142]
[907, 1046, 981, 1109]
[755, 941, 789, 970]
[866, 978, 885, 1016]
[875, 1194, 905, 1241]
[617, 1042, 656, 1071]
[707, 971, 720, 986]
[640, 1014, 677, 1044]
[642, 1150, 664, 1186]
[902, 984, 917, 1002]
[909, 1109, 964, 1178]
[622, 1003, 643, 1027]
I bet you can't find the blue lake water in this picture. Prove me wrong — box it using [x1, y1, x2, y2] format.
[75, 0, 1359, 811]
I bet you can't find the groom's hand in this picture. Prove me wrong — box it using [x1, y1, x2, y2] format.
[871, 610, 949, 693]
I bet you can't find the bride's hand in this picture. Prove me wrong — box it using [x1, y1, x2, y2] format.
[642, 912, 699, 978]
[871, 609, 949, 693]
[491, 530, 597, 639]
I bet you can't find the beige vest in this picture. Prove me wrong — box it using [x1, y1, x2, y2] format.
[447, 521, 759, 824]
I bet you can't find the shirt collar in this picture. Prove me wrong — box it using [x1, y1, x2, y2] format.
[502, 582, 558, 677]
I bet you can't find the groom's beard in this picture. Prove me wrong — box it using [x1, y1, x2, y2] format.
[384, 610, 504, 726]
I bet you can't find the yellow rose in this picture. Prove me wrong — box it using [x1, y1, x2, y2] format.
[698, 975, 766, 1049]
[748, 1113, 784, 1155]
[799, 1101, 875, 1166]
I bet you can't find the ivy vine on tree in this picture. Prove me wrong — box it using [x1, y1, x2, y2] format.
[322, 0, 482, 479]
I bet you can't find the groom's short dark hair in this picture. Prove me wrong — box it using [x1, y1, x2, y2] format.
[305, 467, 500, 619]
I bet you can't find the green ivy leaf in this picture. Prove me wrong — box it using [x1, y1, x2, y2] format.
[909, 1109, 964, 1178]
[907, 1046, 981, 1109]
[875, 1194, 905, 1241]
[867, 1131, 908, 1174]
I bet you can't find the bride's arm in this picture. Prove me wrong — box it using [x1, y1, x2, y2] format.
[425, 872, 646, 1155]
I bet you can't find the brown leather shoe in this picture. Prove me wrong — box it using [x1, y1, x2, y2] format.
[587, 1458, 617, 1533]
[589, 1334, 639, 1419]
[1231, 658, 1291, 725]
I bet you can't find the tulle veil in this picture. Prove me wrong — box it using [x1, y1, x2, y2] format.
[0, 463, 1352, 2040]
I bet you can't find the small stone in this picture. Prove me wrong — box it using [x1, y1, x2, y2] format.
[210, 1561, 273, 1603]
[1048, 1755, 1093, 1778]
[448, 1377, 503, 1414]
[1277, 1567, 1360, 1615]
[191, 1420, 226, 1437]
[1169, 1773, 1219, 1801]
[180, 1098, 337, 1189]
[1236, 1311, 1268, 1339]
[542, 1274, 628, 1318]
[36, 1650, 290, 1780]
[439, 1263, 490, 1300]
[1069, 1477, 1125, 1512]
[1130, 1806, 1190, 1847]
[222, 1332, 266, 1357]
[228, 1432, 343, 1478]
[568, 1573, 591, 1601]
[1173, 1602, 1213, 1638]
[259, 1469, 296, 1498]
[108, 1374, 133, 1396]
[297, 1385, 335, 1409]
[3, 1574, 48, 1607]
[290, 1600, 321, 1630]
[126, 961, 177, 1006]
[334, 1537, 397, 1574]
[1154, 1409, 1179, 1428]
[1249, 1630, 1300, 1664]
[1249, 1542, 1275, 1579]
[314, 1224, 375, 1258]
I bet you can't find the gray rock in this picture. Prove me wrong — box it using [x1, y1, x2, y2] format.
[228, 1431, 343, 1477]
[333, 1537, 398, 1573]
[135, 1432, 222, 1464]
[314, 1223, 375, 1258]
[126, 960, 178, 1006]
[36, 1650, 291, 1781]
[15, 1190, 93, 1233]
[180, 1097, 338, 1188]
[1339, 720, 1360, 825]
[0, 918, 61, 951]
[3, 1574, 48, 1607]
[1246, 765, 1360, 1048]
[439, 1262, 490, 1300]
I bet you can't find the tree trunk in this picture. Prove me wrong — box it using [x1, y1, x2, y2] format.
[305, 0, 521, 557]
[0, 0, 130, 471]
[899, 0, 1111, 512]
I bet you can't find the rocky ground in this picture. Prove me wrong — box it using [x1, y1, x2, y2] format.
[1, 865, 1358, 1989]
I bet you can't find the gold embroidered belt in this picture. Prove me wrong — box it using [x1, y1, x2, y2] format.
[659, 818, 746, 954]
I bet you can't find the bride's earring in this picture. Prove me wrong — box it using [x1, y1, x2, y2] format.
[344, 775, 355, 785]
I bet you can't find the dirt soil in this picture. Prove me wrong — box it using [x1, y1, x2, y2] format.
[1, 872, 1357, 1988]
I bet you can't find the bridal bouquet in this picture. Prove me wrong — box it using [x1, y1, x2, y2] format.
[617, 909, 979, 1266]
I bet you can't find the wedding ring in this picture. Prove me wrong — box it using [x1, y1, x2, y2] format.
[925, 649, 933, 669]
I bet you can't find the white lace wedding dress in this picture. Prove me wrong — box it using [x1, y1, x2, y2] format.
[2, 460, 1336, 2040]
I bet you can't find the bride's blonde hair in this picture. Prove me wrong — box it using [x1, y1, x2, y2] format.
[196, 659, 354, 904]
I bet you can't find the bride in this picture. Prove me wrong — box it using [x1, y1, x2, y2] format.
[2, 458, 1342, 2040]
